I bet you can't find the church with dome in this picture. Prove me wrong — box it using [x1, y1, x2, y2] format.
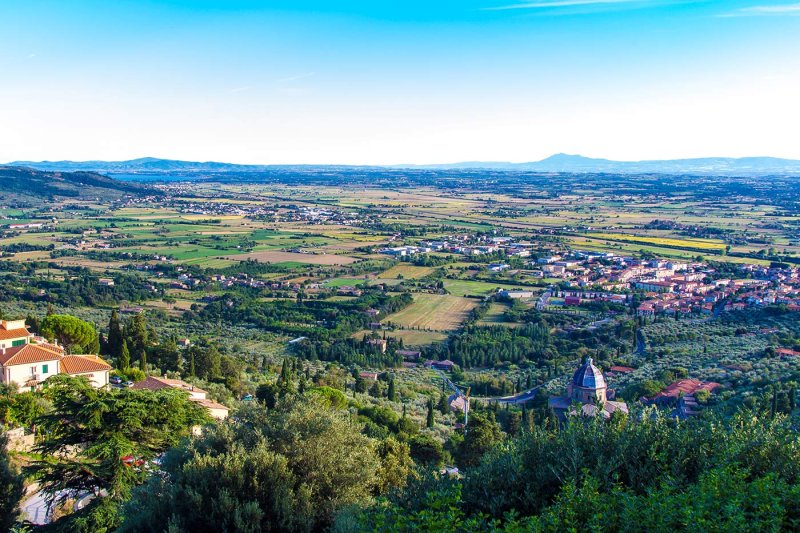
[549, 357, 629, 420]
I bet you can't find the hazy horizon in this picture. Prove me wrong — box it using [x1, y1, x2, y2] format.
[2, 0, 799, 165]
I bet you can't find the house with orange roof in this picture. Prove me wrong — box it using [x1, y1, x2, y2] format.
[0, 319, 33, 350]
[60, 354, 112, 388]
[0, 319, 112, 390]
[132, 376, 229, 419]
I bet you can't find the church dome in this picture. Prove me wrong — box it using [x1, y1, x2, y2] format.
[572, 357, 606, 390]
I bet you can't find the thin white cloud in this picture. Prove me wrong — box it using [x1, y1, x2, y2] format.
[484, 0, 639, 11]
[277, 72, 315, 84]
[723, 2, 800, 16]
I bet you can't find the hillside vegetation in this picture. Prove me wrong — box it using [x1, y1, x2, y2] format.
[0, 166, 153, 203]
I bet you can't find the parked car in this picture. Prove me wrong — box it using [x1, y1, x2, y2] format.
[123, 381, 134, 387]
[110, 376, 123, 385]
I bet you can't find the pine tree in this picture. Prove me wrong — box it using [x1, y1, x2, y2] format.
[119, 340, 130, 371]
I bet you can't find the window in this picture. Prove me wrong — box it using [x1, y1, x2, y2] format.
[31, 366, 36, 376]
[12, 339, 26, 347]
[42, 364, 49, 374]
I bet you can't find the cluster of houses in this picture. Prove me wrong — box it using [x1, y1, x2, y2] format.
[636, 267, 800, 317]
[381, 234, 534, 258]
[0, 319, 228, 421]
[489, 247, 800, 317]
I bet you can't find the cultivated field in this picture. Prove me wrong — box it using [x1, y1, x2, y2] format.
[224, 251, 360, 265]
[382, 294, 478, 331]
[380, 264, 436, 279]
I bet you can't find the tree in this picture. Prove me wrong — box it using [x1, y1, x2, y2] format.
[376, 437, 416, 493]
[388, 378, 397, 402]
[119, 340, 131, 371]
[426, 397, 435, 428]
[40, 314, 97, 354]
[355, 374, 368, 394]
[26, 375, 209, 507]
[123, 398, 385, 531]
[192, 345, 221, 381]
[438, 394, 449, 415]
[457, 411, 503, 468]
[106, 310, 124, 358]
[0, 434, 24, 531]
[125, 313, 150, 373]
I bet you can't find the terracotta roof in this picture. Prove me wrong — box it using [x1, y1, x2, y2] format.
[60, 355, 112, 374]
[609, 365, 635, 374]
[131, 375, 208, 395]
[193, 398, 229, 411]
[0, 344, 62, 366]
[652, 379, 721, 400]
[0, 328, 31, 341]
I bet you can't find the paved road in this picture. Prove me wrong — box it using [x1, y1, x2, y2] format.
[21, 486, 100, 524]
[21, 485, 55, 525]
[474, 386, 541, 404]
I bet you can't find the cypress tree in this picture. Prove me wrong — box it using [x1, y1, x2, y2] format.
[280, 359, 290, 382]
[119, 340, 130, 371]
[107, 310, 123, 358]
[438, 394, 449, 415]
[426, 397, 435, 428]
[189, 352, 196, 378]
[388, 378, 396, 401]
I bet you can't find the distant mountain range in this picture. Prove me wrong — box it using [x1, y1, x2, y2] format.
[8, 154, 800, 176]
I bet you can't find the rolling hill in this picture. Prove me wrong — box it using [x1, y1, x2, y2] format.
[0, 166, 155, 203]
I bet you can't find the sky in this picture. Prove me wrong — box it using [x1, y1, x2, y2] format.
[1, 0, 799, 165]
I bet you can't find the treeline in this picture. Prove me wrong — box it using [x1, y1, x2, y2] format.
[292, 334, 404, 368]
[0, 262, 160, 306]
[348, 409, 800, 531]
[196, 290, 412, 341]
[428, 314, 631, 369]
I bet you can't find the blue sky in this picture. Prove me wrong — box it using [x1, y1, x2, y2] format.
[1, 0, 799, 164]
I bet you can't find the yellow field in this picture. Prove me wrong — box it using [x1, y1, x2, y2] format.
[587, 233, 727, 251]
[380, 264, 436, 279]
[382, 294, 478, 331]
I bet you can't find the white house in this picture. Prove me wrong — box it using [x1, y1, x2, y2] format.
[0, 320, 112, 390]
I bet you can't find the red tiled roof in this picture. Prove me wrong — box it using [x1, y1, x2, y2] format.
[610, 366, 635, 373]
[653, 379, 721, 400]
[131, 375, 208, 395]
[193, 398, 229, 411]
[60, 355, 112, 374]
[0, 344, 62, 366]
[0, 328, 31, 341]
